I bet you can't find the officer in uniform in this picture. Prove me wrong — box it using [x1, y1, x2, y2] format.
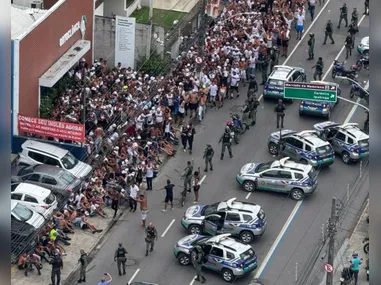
[191, 245, 207, 283]
[114, 243, 128, 276]
[248, 94, 260, 125]
[182, 160, 193, 193]
[323, 20, 335, 44]
[307, 33, 315, 60]
[344, 32, 354, 59]
[260, 55, 269, 85]
[338, 3, 348, 28]
[351, 7, 359, 25]
[274, 99, 286, 129]
[77, 249, 88, 283]
[269, 47, 279, 74]
[312, 57, 324, 80]
[218, 127, 233, 160]
[203, 144, 214, 172]
[348, 20, 359, 48]
[145, 222, 158, 256]
[242, 100, 251, 130]
[247, 74, 258, 96]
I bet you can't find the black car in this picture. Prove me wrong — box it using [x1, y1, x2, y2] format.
[11, 219, 37, 264]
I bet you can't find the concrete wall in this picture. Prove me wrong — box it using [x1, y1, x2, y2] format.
[103, 0, 140, 18]
[94, 16, 165, 67]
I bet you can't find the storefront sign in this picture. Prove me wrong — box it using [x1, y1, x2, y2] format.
[18, 114, 85, 143]
[115, 16, 136, 69]
[59, 15, 87, 47]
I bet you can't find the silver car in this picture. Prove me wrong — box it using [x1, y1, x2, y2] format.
[174, 233, 258, 283]
[181, 198, 267, 244]
[11, 164, 83, 201]
[236, 157, 318, 201]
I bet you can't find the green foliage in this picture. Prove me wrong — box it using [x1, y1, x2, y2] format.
[39, 96, 54, 119]
[137, 53, 171, 77]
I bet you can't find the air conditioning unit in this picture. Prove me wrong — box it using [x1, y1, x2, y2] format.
[31, 0, 43, 9]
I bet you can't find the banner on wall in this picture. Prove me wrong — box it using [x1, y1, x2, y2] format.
[18, 114, 85, 143]
[115, 16, 136, 69]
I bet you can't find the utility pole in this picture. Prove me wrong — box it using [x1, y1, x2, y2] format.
[197, 0, 208, 78]
[326, 197, 338, 285]
[146, 0, 153, 58]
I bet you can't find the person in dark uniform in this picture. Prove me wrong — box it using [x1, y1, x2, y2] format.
[156, 179, 174, 212]
[344, 32, 354, 59]
[307, 33, 315, 60]
[145, 222, 158, 256]
[182, 160, 194, 193]
[338, 3, 348, 28]
[274, 99, 286, 128]
[203, 144, 214, 172]
[260, 55, 269, 85]
[269, 47, 279, 74]
[218, 127, 233, 160]
[242, 100, 251, 130]
[77, 249, 88, 283]
[247, 74, 258, 96]
[348, 20, 359, 48]
[323, 20, 335, 44]
[312, 57, 324, 80]
[191, 245, 207, 284]
[187, 123, 196, 154]
[180, 123, 189, 152]
[248, 94, 260, 125]
[351, 7, 359, 25]
[114, 243, 128, 276]
[50, 250, 63, 285]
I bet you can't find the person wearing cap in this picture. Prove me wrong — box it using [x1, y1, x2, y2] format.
[307, 33, 315, 60]
[114, 243, 128, 276]
[274, 99, 286, 129]
[338, 3, 348, 28]
[203, 144, 214, 172]
[98, 272, 112, 285]
[50, 250, 63, 285]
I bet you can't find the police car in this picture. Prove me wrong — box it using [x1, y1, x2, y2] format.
[263, 65, 307, 102]
[181, 198, 266, 244]
[236, 157, 318, 201]
[299, 81, 340, 119]
[173, 233, 257, 283]
[313, 121, 369, 164]
[267, 129, 335, 167]
[357, 36, 369, 55]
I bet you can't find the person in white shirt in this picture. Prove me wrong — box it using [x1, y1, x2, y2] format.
[155, 107, 163, 127]
[295, 11, 305, 40]
[209, 82, 218, 105]
[229, 71, 240, 98]
[129, 183, 139, 212]
[164, 117, 172, 140]
[136, 114, 145, 131]
[145, 163, 154, 191]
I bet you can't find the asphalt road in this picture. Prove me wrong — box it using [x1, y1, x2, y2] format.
[83, 2, 370, 285]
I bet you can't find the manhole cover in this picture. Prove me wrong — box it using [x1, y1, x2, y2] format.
[126, 259, 136, 266]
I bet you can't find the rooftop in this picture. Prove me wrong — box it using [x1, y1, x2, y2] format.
[11, 5, 47, 40]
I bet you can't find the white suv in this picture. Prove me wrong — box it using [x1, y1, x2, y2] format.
[18, 140, 92, 179]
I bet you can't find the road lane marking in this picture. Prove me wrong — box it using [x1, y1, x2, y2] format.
[283, 0, 332, 65]
[254, 200, 303, 279]
[128, 268, 140, 284]
[199, 175, 207, 185]
[246, 193, 251, 199]
[322, 14, 366, 81]
[161, 219, 176, 237]
[189, 276, 197, 285]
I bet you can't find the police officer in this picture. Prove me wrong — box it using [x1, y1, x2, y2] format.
[351, 7, 359, 25]
[203, 144, 214, 172]
[145, 222, 158, 256]
[182, 160, 193, 193]
[323, 20, 335, 45]
[348, 20, 359, 48]
[338, 3, 348, 28]
[247, 74, 258, 97]
[50, 249, 63, 285]
[312, 57, 324, 80]
[307, 33, 315, 60]
[114, 243, 128, 276]
[274, 99, 286, 129]
[269, 47, 279, 74]
[248, 94, 260, 125]
[77, 249, 88, 283]
[344, 32, 353, 59]
[191, 245, 207, 283]
[218, 127, 233, 160]
[260, 55, 269, 85]
[242, 100, 251, 130]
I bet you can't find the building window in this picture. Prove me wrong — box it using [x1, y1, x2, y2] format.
[126, 0, 136, 9]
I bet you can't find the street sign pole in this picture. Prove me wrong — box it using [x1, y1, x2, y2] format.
[284, 82, 338, 103]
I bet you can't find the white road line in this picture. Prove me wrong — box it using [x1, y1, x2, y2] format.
[254, 200, 303, 279]
[189, 276, 197, 285]
[199, 175, 207, 185]
[283, 0, 332, 65]
[127, 268, 140, 284]
[161, 219, 176, 237]
[322, 14, 367, 81]
[245, 193, 251, 200]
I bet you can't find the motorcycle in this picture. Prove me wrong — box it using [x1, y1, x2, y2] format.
[349, 81, 369, 104]
[229, 112, 247, 135]
[332, 60, 359, 80]
[363, 237, 369, 254]
[339, 266, 352, 285]
[356, 54, 369, 72]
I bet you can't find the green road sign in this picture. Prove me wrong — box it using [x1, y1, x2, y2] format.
[284, 82, 337, 103]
